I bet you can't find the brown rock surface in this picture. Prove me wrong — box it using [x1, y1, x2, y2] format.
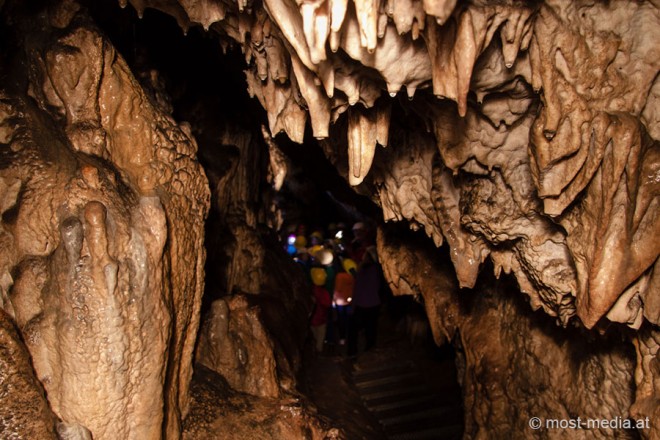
[631, 327, 660, 440]
[378, 225, 639, 439]
[182, 365, 339, 440]
[196, 295, 281, 398]
[0, 3, 209, 439]
[0, 309, 58, 440]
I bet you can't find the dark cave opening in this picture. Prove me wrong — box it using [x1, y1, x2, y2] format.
[82, 3, 468, 438]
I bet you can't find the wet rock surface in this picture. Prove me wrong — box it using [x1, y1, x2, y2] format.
[0, 4, 209, 439]
[0, 309, 58, 440]
[182, 364, 338, 440]
[378, 225, 640, 439]
[119, 0, 659, 333]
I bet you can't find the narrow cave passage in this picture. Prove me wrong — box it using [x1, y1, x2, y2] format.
[85, 3, 466, 438]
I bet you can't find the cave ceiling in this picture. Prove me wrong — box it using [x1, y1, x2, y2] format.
[4, 0, 658, 331]
[110, 0, 659, 332]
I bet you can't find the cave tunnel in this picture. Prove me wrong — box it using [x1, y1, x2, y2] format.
[0, 0, 658, 439]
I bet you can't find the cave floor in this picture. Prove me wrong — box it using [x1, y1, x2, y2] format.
[303, 308, 464, 440]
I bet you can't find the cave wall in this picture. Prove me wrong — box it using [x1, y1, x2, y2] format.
[378, 226, 638, 439]
[0, 309, 59, 439]
[115, 0, 659, 327]
[0, 3, 210, 439]
[181, 70, 312, 399]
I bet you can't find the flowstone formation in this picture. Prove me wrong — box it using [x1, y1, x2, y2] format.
[194, 120, 319, 405]
[0, 3, 209, 439]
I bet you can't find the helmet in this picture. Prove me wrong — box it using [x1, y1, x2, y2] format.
[294, 235, 307, 249]
[342, 258, 357, 274]
[352, 222, 365, 231]
[309, 244, 324, 256]
[310, 231, 323, 240]
[314, 249, 334, 266]
[310, 267, 327, 286]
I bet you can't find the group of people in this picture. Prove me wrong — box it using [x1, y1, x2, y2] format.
[285, 221, 384, 358]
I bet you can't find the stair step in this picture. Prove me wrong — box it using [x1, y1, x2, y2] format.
[380, 406, 456, 427]
[353, 359, 415, 377]
[366, 394, 438, 413]
[360, 384, 429, 402]
[354, 372, 421, 390]
[384, 406, 463, 436]
[387, 424, 463, 440]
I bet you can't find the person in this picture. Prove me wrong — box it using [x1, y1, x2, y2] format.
[349, 222, 368, 263]
[309, 267, 332, 354]
[314, 248, 336, 296]
[313, 247, 338, 347]
[308, 230, 324, 257]
[333, 258, 356, 347]
[348, 246, 381, 357]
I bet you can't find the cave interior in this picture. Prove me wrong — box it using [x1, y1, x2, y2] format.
[0, 0, 658, 439]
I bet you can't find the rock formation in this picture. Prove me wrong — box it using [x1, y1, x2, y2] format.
[378, 225, 638, 439]
[0, 0, 658, 438]
[0, 309, 59, 439]
[0, 3, 209, 438]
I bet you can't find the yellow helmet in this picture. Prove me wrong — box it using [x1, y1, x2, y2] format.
[294, 235, 307, 249]
[310, 267, 327, 286]
[342, 258, 357, 274]
[309, 244, 324, 256]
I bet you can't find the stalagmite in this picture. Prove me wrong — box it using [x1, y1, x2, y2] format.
[1, 7, 210, 438]
[196, 297, 280, 398]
